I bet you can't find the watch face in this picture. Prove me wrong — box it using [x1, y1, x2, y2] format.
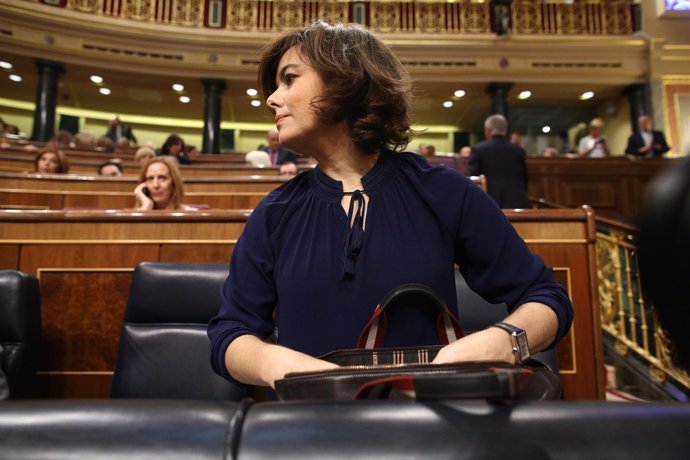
[516, 333, 530, 360]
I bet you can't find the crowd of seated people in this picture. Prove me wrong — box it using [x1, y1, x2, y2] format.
[0, 109, 676, 218]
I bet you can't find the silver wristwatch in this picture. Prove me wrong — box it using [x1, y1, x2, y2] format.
[491, 321, 530, 363]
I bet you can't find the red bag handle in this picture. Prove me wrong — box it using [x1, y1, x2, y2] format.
[356, 284, 464, 349]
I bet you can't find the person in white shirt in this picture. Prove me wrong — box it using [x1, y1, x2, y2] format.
[578, 118, 610, 158]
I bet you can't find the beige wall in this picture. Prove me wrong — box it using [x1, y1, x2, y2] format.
[599, 97, 632, 156]
[645, 2, 690, 45]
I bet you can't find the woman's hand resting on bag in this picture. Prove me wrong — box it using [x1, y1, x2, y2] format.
[432, 301, 559, 365]
[432, 326, 515, 364]
[226, 334, 339, 389]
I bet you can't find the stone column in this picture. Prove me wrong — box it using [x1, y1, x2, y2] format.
[31, 59, 63, 142]
[486, 82, 513, 119]
[624, 83, 649, 133]
[202, 78, 226, 154]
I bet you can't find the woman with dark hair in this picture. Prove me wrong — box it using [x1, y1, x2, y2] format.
[34, 149, 70, 174]
[208, 21, 573, 389]
[157, 134, 190, 164]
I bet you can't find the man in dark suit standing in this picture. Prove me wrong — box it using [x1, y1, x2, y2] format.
[262, 128, 298, 165]
[105, 115, 138, 145]
[469, 114, 531, 209]
[625, 115, 670, 158]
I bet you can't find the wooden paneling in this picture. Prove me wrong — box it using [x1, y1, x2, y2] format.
[0, 151, 305, 177]
[37, 270, 132, 372]
[0, 188, 268, 210]
[159, 243, 235, 263]
[1, 207, 603, 400]
[0, 244, 20, 269]
[510, 205, 604, 400]
[0, 171, 284, 193]
[526, 157, 676, 219]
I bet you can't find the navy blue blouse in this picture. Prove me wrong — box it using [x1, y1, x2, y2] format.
[208, 150, 573, 382]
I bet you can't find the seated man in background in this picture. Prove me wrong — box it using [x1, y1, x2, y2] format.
[278, 161, 298, 179]
[98, 160, 123, 176]
[106, 115, 137, 145]
[456, 146, 471, 176]
[510, 131, 522, 146]
[625, 115, 670, 158]
[262, 128, 298, 165]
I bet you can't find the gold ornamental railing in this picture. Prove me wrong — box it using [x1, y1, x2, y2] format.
[596, 217, 690, 396]
[28, 0, 636, 35]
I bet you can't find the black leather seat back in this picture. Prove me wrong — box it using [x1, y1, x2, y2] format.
[238, 400, 690, 459]
[0, 400, 245, 460]
[455, 269, 560, 371]
[111, 262, 245, 400]
[0, 270, 41, 399]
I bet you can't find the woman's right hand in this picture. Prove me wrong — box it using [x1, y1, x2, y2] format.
[134, 182, 154, 210]
[267, 347, 340, 388]
[226, 335, 339, 389]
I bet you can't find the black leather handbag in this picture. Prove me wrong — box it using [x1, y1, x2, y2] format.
[275, 284, 562, 401]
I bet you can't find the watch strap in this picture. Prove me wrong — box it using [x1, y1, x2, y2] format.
[491, 321, 530, 363]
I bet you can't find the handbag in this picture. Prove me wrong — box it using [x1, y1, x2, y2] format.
[274, 284, 562, 401]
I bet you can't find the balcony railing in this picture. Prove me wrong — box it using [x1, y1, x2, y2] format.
[596, 216, 690, 399]
[30, 0, 636, 35]
[534, 198, 690, 400]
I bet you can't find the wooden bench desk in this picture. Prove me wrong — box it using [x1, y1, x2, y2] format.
[0, 171, 285, 193]
[0, 152, 293, 177]
[0, 188, 268, 210]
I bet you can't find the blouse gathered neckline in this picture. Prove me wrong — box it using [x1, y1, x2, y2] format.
[309, 150, 395, 201]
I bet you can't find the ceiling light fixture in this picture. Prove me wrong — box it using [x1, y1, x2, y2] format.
[179, 96, 191, 103]
[99, 87, 111, 95]
[172, 83, 185, 92]
[454, 90, 466, 98]
[579, 91, 594, 100]
[250, 100, 261, 107]
[246, 88, 258, 97]
[518, 90, 532, 100]
[0, 61, 13, 70]
[442, 101, 454, 108]
[90, 75, 103, 84]
[9, 74, 22, 82]
[542, 126, 551, 134]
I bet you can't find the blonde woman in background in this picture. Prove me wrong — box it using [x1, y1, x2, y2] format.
[134, 146, 155, 166]
[134, 156, 193, 210]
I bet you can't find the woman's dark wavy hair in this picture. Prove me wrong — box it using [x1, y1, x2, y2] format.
[161, 134, 185, 156]
[258, 21, 413, 154]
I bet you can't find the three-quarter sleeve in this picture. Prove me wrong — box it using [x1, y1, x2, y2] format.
[453, 182, 573, 346]
[208, 205, 278, 382]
